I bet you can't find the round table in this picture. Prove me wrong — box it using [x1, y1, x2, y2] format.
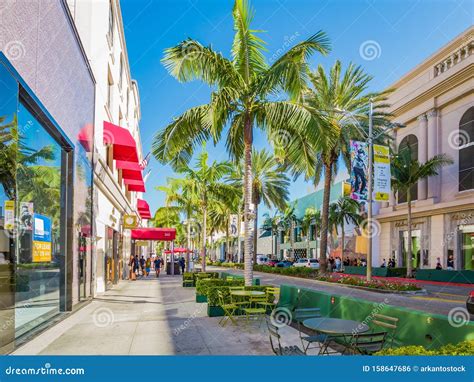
[303, 317, 369, 335]
[230, 290, 265, 297]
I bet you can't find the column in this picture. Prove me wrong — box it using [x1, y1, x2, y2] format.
[417, 114, 428, 200]
[427, 109, 439, 200]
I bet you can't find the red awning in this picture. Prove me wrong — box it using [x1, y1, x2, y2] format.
[116, 160, 143, 180]
[164, 248, 190, 254]
[137, 199, 149, 211]
[131, 228, 176, 241]
[124, 179, 145, 192]
[103, 121, 138, 162]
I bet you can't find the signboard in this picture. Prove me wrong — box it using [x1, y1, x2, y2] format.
[229, 214, 238, 237]
[373, 144, 391, 201]
[32, 214, 52, 262]
[123, 214, 138, 229]
[4, 200, 15, 230]
[349, 141, 368, 201]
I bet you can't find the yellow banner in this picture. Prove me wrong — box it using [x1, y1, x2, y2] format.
[33, 241, 52, 262]
[373, 144, 391, 202]
[4, 200, 15, 230]
[373, 144, 390, 164]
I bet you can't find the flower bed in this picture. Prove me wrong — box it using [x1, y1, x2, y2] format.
[317, 274, 421, 292]
[376, 340, 474, 355]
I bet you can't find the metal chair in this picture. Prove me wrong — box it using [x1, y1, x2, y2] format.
[266, 318, 305, 356]
[372, 313, 399, 348]
[293, 308, 328, 354]
[243, 295, 266, 327]
[217, 290, 238, 327]
[228, 286, 248, 309]
[257, 287, 280, 312]
[345, 331, 387, 355]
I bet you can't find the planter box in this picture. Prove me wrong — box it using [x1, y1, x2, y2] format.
[416, 269, 474, 284]
[344, 266, 407, 277]
[207, 305, 224, 317]
[195, 294, 208, 303]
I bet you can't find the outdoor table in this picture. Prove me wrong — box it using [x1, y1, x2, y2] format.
[303, 317, 369, 355]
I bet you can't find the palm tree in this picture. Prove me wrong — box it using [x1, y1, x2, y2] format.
[328, 196, 361, 264]
[301, 207, 321, 259]
[282, 61, 391, 274]
[152, 0, 330, 285]
[262, 211, 280, 259]
[171, 149, 235, 271]
[157, 179, 199, 271]
[232, 149, 290, 262]
[280, 202, 297, 260]
[391, 146, 452, 277]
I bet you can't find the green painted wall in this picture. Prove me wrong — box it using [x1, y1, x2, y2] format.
[280, 284, 474, 349]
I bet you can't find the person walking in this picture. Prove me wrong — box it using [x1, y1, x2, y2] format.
[154, 257, 161, 277]
[145, 257, 151, 277]
[134, 255, 140, 278]
[139, 255, 145, 277]
[179, 256, 185, 274]
[128, 255, 136, 281]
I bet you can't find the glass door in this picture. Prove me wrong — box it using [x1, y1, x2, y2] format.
[460, 226, 474, 270]
[400, 229, 421, 268]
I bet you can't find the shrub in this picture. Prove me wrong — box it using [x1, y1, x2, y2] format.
[207, 285, 270, 306]
[376, 341, 474, 356]
[196, 278, 244, 297]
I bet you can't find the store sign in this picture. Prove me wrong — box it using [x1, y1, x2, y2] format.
[4, 200, 15, 230]
[32, 214, 52, 262]
[123, 214, 138, 229]
[349, 141, 368, 201]
[373, 144, 391, 202]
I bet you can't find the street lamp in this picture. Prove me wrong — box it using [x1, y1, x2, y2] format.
[336, 100, 405, 281]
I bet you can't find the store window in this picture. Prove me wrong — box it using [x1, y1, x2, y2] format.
[460, 226, 474, 270]
[459, 107, 474, 191]
[397, 134, 418, 203]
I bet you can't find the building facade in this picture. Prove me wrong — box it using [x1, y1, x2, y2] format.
[0, 1, 95, 353]
[67, 0, 145, 293]
[376, 26, 474, 271]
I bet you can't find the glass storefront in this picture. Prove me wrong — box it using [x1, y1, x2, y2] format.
[400, 230, 421, 268]
[0, 56, 94, 352]
[460, 225, 474, 270]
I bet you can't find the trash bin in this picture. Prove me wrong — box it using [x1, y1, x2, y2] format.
[166, 262, 181, 275]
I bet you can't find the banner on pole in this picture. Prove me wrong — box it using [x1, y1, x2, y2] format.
[373, 144, 391, 202]
[349, 141, 368, 201]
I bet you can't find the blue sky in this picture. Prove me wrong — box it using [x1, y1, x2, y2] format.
[120, 0, 473, 217]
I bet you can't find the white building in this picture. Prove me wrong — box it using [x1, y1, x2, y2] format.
[68, 0, 147, 293]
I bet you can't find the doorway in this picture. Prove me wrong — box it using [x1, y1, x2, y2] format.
[400, 229, 421, 268]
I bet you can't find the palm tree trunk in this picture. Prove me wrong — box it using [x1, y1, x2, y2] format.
[202, 205, 207, 271]
[253, 204, 258, 263]
[341, 221, 345, 269]
[226, 217, 230, 262]
[319, 163, 332, 274]
[290, 220, 295, 259]
[186, 213, 191, 272]
[243, 116, 253, 286]
[406, 190, 413, 278]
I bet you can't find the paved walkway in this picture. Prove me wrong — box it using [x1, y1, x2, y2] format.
[211, 267, 472, 317]
[13, 275, 305, 355]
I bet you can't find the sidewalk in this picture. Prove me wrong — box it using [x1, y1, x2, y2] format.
[13, 274, 302, 355]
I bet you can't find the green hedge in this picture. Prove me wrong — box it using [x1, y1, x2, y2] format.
[196, 278, 244, 298]
[416, 269, 474, 284]
[219, 272, 260, 285]
[376, 341, 474, 355]
[182, 271, 219, 287]
[252, 265, 318, 278]
[207, 285, 270, 307]
[344, 266, 407, 277]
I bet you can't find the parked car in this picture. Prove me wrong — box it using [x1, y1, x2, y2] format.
[265, 259, 279, 267]
[276, 260, 293, 268]
[467, 291, 474, 315]
[293, 258, 310, 268]
[256, 255, 268, 265]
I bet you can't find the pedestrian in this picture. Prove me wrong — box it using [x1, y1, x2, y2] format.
[128, 255, 136, 281]
[154, 257, 161, 277]
[139, 255, 146, 277]
[435, 257, 442, 270]
[447, 254, 454, 270]
[145, 257, 151, 277]
[179, 256, 185, 274]
[381, 259, 386, 268]
[134, 255, 140, 278]
[335, 257, 341, 271]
